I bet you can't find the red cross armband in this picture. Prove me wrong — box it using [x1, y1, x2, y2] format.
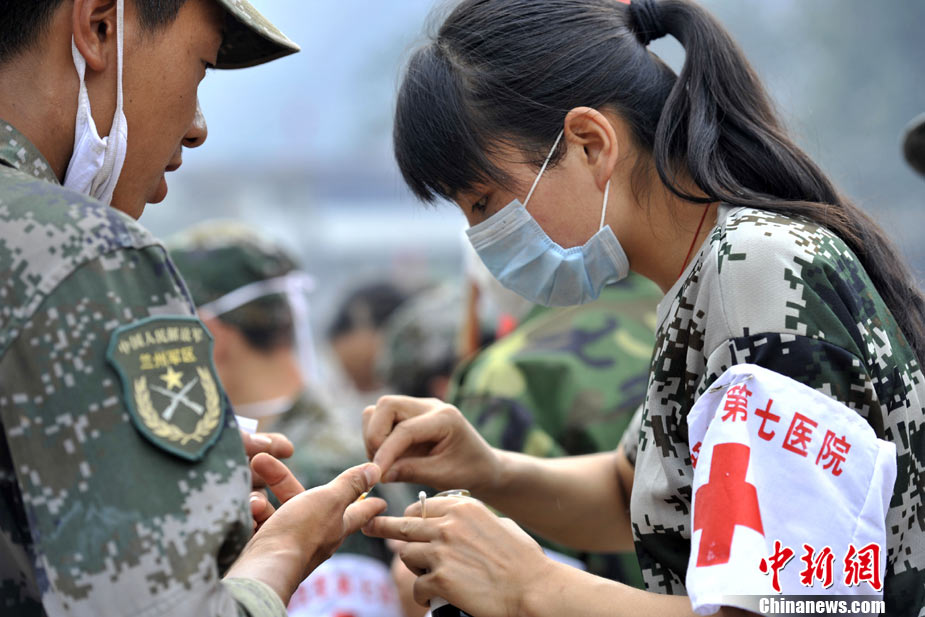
[684, 365, 896, 615]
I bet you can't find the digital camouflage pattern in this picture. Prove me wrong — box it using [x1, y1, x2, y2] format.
[448, 273, 661, 584]
[0, 120, 287, 617]
[621, 205, 925, 615]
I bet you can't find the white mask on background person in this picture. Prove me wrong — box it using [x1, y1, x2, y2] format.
[63, 0, 128, 205]
[197, 271, 320, 386]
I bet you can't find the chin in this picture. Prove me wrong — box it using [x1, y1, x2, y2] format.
[110, 200, 147, 220]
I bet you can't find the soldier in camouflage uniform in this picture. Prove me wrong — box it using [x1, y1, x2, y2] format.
[446, 274, 659, 586]
[170, 223, 405, 616]
[0, 2, 385, 616]
[357, 0, 925, 615]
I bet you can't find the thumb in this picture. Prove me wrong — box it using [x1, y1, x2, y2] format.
[329, 462, 381, 508]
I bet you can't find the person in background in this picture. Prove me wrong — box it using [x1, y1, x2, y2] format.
[321, 282, 410, 435]
[327, 283, 410, 395]
[377, 284, 465, 402]
[0, 1, 385, 615]
[169, 222, 405, 617]
[905, 113, 925, 178]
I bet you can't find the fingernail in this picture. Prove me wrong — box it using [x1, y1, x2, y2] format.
[252, 435, 272, 447]
[249, 494, 261, 504]
[364, 465, 381, 487]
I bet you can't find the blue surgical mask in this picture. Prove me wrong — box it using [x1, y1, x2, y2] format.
[465, 131, 630, 307]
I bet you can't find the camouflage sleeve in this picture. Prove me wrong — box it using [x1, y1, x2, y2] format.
[455, 393, 568, 458]
[0, 246, 285, 617]
[222, 579, 288, 616]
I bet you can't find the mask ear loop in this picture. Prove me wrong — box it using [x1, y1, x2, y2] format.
[523, 131, 564, 209]
[97, 0, 124, 181]
[599, 180, 611, 231]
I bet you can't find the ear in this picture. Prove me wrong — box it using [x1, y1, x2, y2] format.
[199, 314, 242, 366]
[563, 106, 620, 192]
[72, 0, 118, 72]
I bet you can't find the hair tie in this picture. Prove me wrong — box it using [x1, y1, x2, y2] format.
[629, 0, 668, 46]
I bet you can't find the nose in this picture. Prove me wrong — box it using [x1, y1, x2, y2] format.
[183, 101, 208, 149]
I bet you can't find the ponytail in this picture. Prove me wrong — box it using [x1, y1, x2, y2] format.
[634, 0, 925, 363]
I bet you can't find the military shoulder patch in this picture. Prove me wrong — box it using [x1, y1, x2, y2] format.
[106, 316, 225, 462]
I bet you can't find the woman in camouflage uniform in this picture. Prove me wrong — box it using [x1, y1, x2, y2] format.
[360, 0, 925, 615]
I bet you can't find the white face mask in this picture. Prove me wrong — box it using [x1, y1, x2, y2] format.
[197, 272, 320, 385]
[63, 0, 128, 205]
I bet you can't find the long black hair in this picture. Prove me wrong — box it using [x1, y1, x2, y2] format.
[393, 0, 925, 362]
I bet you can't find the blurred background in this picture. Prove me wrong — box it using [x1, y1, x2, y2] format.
[145, 0, 925, 352]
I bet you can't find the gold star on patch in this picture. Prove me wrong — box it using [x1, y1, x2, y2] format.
[160, 366, 184, 390]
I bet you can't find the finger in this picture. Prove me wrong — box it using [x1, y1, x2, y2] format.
[399, 541, 435, 577]
[251, 453, 305, 504]
[365, 395, 440, 459]
[362, 405, 377, 461]
[250, 468, 268, 490]
[372, 412, 451, 479]
[261, 433, 294, 459]
[241, 431, 295, 459]
[240, 430, 273, 458]
[386, 538, 407, 553]
[362, 516, 441, 542]
[249, 491, 275, 528]
[326, 462, 381, 511]
[342, 497, 388, 536]
[403, 495, 463, 518]
[382, 455, 445, 485]
[413, 572, 443, 608]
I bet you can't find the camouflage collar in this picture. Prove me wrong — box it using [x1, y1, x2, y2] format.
[0, 119, 57, 184]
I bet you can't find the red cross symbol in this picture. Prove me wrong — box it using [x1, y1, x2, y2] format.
[693, 442, 764, 566]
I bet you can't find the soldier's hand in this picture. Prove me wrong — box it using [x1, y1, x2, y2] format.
[363, 395, 500, 494]
[240, 430, 294, 490]
[226, 457, 386, 605]
[247, 453, 305, 531]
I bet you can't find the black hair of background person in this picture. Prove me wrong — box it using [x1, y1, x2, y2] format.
[392, 0, 925, 363]
[905, 114, 925, 177]
[327, 283, 409, 340]
[0, 0, 190, 61]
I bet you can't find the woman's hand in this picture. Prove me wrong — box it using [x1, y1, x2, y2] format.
[227, 454, 387, 605]
[362, 395, 501, 494]
[363, 497, 555, 617]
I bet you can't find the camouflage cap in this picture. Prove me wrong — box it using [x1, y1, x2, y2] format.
[167, 221, 307, 349]
[377, 284, 463, 398]
[166, 220, 300, 307]
[213, 0, 300, 69]
[904, 112, 925, 176]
